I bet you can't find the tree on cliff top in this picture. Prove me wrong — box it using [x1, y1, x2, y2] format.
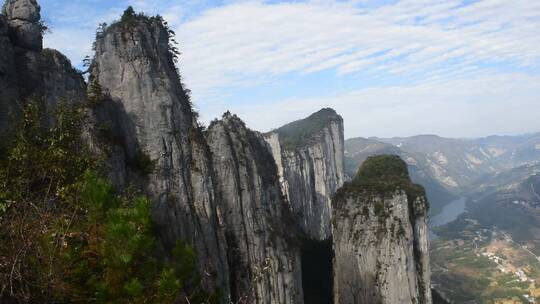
[333, 155, 428, 212]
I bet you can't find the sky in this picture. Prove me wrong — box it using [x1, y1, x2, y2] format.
[28, 0, 540, 138]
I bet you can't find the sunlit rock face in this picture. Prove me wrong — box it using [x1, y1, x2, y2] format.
[88, 13, 229, 296]
[332, 155, 432, 304]
[0, 1, 438, 302]
[207, 113, 303, 304]
[265, 108, 345, 241]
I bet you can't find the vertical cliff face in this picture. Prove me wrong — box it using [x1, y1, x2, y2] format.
[207, 113, 303, 304]
[0, 14, 18, 134]
[0, 0, 86, 135]
[32, 49, 87, 109]
[265, 108, 345, 241]
[332, 155, 432, 304]
[88, 13, 228, 294]
[1, 2, 438, 302]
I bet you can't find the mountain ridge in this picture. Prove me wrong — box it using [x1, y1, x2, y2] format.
[0, 2, 432, 303]
[347, 132, 540, 194]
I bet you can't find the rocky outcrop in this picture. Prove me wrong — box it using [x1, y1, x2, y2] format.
[207, 113, 303, 304]
[2, 0, 42, 50]
[88, 12, 228, 294]
[34, 49, 86, 107]
[265, 108, 345, 241]
[0, 15, 18, 134]
[0, 0, 85, 135]
[332, 155, 432, 304]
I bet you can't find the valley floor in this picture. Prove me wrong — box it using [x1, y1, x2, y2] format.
[431, 218, 540, 303]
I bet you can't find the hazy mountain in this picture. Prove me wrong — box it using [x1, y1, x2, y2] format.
[467, 173, 540, 254]
[344, 137, 402, 177]
[346, 133, 540, 219]
[370, 133, 540, 192]
[467, 163, 540, 200]
[344, 137, 458, 215]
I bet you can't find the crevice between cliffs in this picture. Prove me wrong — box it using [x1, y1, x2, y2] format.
[301, 238, 334, 304]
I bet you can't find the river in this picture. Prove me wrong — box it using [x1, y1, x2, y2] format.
[429, 197, 467, 239]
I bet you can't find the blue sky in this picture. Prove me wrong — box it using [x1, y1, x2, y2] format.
[29, 0, 540, 138]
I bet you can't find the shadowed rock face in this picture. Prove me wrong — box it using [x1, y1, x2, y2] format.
[0, 0, 85, 136]
[332, 155, 432, 304]
[0, 15, 18, 133]
[88, 14, 229, 295]
[2, 0, 42, 50]
[265, 108, 345, 241]
[207, 113, 303, 304]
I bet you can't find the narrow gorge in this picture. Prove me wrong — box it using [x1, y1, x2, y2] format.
[0, 1, 434, 303]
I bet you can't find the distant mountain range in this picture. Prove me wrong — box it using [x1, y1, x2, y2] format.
[344, 133, 540, 214]
[467, 173, 540, 254]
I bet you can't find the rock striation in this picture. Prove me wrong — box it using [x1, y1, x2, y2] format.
[332, 155, 432, 304]
[88, 12, 229, 295]
[265, 108, 345, 241]
[207, 113, 303, 304]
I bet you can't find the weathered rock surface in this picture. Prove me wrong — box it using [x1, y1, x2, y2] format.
[2, 0, 42, 50]
[207, 113, 303, 304]
[88, 13, 228, 294]
[265, 108, 345, 241]
[0, 15, 18, 134]
[0, 0, 85, 135]
[332, 155, 432, 304]
[23, 49, 86, 110]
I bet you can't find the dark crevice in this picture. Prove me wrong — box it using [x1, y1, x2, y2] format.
[225, 232, 241, 302]
[301, 238, 334, 304]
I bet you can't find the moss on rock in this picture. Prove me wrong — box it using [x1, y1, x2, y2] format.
[333, 155, 428, 212]
[354, 154, 410, 182]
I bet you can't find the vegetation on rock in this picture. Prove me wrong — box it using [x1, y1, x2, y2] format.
[104, 7, 181, 64]
[334, 155, 428, 215]
[354, 154, 410, 182]
[0, 100, 216, 303]
[274, 108, 341, 150]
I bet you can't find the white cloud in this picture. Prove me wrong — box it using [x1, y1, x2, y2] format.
[42, 2, 125, 67]
[176, 0, 540, 100]
[39, 0, 540, 137]
[44, 28, 93, 67]
[198, 72, 540, 138]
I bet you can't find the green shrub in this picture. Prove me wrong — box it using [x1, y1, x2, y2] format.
[0, 100, 215, 303]
[354, 155, 409, 182]
[0, 100, 96, 301]
[333, 155, 429, 216]
[61, 172, 207, 303]
[128, 149, 156, 176]
[352, 155, 425, 200]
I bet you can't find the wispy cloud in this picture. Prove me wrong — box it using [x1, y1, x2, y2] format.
[176, 0, 540, 97]
[41, 0, 126, 66]
[202, 72, 540, 138]
[35, 0, 540, 137]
